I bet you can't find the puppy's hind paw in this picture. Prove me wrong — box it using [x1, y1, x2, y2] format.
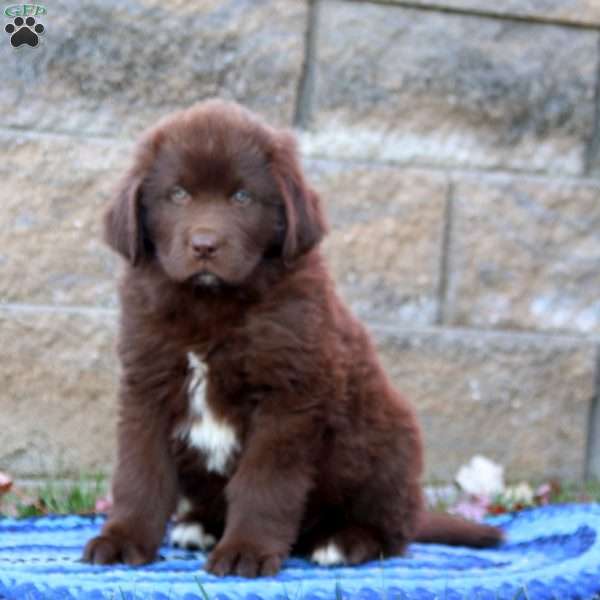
[311, 541, 347, 566]
[171, 522, 216, 551]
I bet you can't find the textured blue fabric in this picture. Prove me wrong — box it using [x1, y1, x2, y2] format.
[1, 504, 599, 599]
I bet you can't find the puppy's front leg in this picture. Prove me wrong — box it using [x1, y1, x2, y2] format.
[83, 354, 182, 565]
[206, 404, 321, 577]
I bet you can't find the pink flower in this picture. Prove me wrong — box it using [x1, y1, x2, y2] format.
[535, 483, 552, 505]
[0, 472, 13, 495]
[95, 495, 113, 513]
[450, 494, 491, 522]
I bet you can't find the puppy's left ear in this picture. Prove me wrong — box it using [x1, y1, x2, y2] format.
[271, 131, 328, 264]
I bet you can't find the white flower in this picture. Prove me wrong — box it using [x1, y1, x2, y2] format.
[503, 482, 534, 505]
[455, 455, 504, 497]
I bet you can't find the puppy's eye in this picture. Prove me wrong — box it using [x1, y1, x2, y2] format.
[169, 186, 190, 206]
[231, 190, 252, 206]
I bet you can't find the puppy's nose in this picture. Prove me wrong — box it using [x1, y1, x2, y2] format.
[191, 232, 221, 259]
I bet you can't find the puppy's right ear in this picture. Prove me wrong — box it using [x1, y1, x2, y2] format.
[103, 173, 147, 266]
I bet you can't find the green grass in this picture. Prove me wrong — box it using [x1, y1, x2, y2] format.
[0, 472, 107, 518]
[195, 577, 211, 600]
[3, 476, 600, 520]
[549, 479, 600, 504]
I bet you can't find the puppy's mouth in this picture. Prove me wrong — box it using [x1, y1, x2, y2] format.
[190, 270, 222, 288]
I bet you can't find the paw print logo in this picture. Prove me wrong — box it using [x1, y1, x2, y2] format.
[5, 16, 45, 48]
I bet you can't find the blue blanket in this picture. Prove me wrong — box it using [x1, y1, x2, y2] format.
[1, 504, 599, 599]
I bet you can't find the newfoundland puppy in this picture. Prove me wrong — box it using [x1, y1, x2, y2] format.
[83, 100, 502, 577]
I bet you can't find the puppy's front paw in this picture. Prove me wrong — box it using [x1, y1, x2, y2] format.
[205, 540, 283, 577]
[83, 534, 152, 566]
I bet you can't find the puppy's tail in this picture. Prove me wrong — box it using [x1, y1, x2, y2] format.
[415, 511, 504, 548]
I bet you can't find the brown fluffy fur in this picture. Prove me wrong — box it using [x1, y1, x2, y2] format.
[83, 100, 503, 577]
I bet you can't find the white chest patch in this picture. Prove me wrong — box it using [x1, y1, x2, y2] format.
[182, 352, 240, 476]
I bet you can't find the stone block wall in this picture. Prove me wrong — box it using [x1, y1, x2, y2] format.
[1, 0, 599, 483]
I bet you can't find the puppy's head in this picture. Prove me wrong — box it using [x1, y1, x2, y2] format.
[105, 100, 327, 289]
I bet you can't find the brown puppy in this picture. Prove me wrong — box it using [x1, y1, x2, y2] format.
[83, 100, 502, 577]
